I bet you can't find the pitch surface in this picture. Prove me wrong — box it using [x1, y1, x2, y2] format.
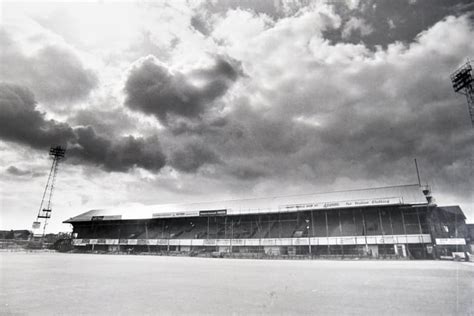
[1, 252, 472, 315]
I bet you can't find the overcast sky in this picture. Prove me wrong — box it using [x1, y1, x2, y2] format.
[1, 0, 473, 232]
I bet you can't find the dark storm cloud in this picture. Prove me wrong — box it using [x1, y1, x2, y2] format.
[151, 12, 473, 197]
[158, 104, 313, 180]
[124, 55, 242, 123]
[0, 30, 97, 103]
[68, 127, 166, 172]
[169, 140, 220, 172]
[72, 107, 138, 135]
[326, 0, 474, 47]
[226, 161, 267, 180]
[167, 117, 228, 136]
[0, 83, 76, 148]
[0, 83, 166, 172]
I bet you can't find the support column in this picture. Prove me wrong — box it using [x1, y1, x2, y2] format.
[388, 208, 395, 235]
[224, 216, 227, 239]
[230, 217, 233, 253]
[310, 210, 315, 256]
[415, 208, 427, 258]
[352, 209, 358, 254]
[401, 209, 409, 257]
[278, 213, 281, 238]
[378, 209, 385, 257]
[145, 221, 150, 253]
[306, 215, 311, 255]
[415, 208, 423, 234]
[325, 210, 330, 254]
[117, 225, 121, 253]
[338, 210, 343, 255]
[166, 222, 170, 252]
[388, 208, 397, 255]
[361, 209, 368, 254]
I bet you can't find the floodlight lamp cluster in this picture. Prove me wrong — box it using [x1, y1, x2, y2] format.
[49, 145, 66, 159]
[451, 62, 473, 93]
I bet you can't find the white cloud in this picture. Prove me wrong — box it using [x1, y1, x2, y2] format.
[341, 17, 374, 39]
[212, 9, 274, 47]
[346, 0, 360, 10]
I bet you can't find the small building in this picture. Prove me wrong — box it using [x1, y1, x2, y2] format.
[429, 206, 469, 259]
[0, 230, 31, 240]
[64, 184, 469, 259]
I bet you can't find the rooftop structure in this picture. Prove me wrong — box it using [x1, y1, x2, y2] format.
[65, 184, 430, 223]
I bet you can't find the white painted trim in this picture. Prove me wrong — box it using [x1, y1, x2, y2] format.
[72, 234, 432, 246]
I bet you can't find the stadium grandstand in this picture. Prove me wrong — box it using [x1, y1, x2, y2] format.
[65, 184, 469, 259]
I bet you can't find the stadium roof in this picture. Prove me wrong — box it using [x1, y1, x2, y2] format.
[64, 184, 430, 223]
[436, 205, 466, 219]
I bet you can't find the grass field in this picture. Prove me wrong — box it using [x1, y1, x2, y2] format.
[1, 252, 472, 315]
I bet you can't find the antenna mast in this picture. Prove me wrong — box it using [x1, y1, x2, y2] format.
[32, 145, 66, 239]
[414, 158, 421, 186]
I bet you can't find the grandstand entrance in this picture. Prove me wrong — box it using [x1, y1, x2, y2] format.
[395, 245, 407, 257]
[406, 244, 428, 259]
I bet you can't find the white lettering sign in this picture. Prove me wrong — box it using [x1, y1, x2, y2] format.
[435, 238, 466, 245]
[283, 197, 401, 211]
[153, 211, 200, 218]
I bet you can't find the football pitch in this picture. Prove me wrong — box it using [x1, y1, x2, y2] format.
[1, 252, 472, 315]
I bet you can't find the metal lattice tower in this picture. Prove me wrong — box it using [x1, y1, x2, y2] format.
[32, 145, 66, 238]
[450, 59, 474, 127]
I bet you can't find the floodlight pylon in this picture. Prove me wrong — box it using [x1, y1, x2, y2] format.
[33, 145, 66, 238]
